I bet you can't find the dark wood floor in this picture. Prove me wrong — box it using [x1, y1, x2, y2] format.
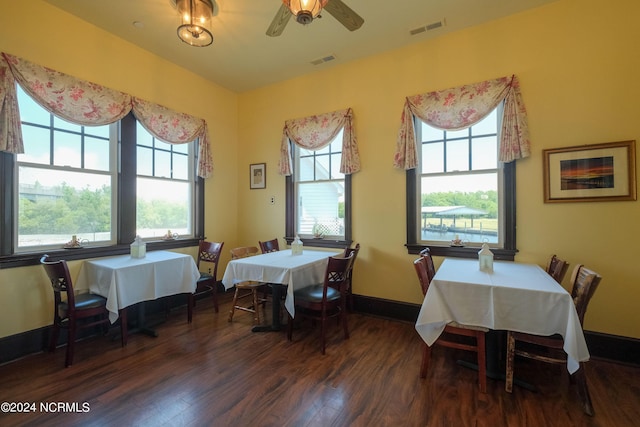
[1, 291, 638, 427]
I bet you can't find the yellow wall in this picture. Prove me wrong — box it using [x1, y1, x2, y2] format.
[237, 0, 640, 339]
[0, 1, 239, 337]
[1, 0, 639, 342]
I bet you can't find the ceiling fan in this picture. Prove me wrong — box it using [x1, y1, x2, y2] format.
[266, 0, 364, 37]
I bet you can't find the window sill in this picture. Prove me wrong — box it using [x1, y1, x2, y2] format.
[406, 243, 517, 261]
[284, 237, 351, 250]
[0, 238, 202, 269]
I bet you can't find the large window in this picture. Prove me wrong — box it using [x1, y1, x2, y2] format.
[6, 86, 201, 255]
[408, 106, 516, 258]
[286, 130, 351, 247]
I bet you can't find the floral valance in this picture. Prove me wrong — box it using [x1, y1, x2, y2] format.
[0, 53, 213, 178]
[278, 108, 360, 176]
[394, 75, 531, 169]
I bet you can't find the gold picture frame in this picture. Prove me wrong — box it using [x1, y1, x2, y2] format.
[250, 163, 266, 189]
[543, 140, 636, 203]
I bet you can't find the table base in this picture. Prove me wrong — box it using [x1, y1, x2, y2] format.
[252, 284, 286, 333]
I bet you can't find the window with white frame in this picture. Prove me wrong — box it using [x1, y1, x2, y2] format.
[16, 86, 116, 250]
[290, 129, 348, 241]
[12, 85, 198, 252]
[414, 106, 511, 248]
[136, 122, 194, 239]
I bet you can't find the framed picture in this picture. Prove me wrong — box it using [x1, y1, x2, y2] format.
[250, 163, 266, 189]
[543, 140, 636, 203]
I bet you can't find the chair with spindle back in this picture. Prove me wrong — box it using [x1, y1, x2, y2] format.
[228, 246, 268, 324]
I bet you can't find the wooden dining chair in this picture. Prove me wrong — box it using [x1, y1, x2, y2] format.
[41, 255, 112, 367]
[187, 240, 224, 323]
[505, 264, 602, 416]
[546, 254, 570, 284]
[228, 246, 269, 325]
[287, 252, 355, 354]
[258, 238, 280, 253]
[343, 243, 360, 311]
[414, 254, 488, 393]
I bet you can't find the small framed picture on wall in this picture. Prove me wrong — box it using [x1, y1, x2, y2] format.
[250, 163, 266, 189]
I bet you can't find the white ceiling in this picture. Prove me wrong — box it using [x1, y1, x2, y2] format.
[44, 0, 557, 93]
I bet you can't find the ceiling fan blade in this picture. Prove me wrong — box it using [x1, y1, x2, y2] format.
[266, 4, 292, 37]
[324, 0, 364, 31]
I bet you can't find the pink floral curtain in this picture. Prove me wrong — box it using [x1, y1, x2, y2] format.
[278, 108, 360, 175]
[394, 75, 530, 169]
[0, 53, 213, 178]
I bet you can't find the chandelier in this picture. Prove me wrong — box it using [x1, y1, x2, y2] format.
[176, 0, 214, 47]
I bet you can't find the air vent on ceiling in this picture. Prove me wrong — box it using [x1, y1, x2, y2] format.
[410, 18, 446, 36]
[310, 54, 337, 66]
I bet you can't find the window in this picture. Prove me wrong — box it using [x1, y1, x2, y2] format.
[16, 86, 116, 250]
[286, 130, 351, 247]
[407, 106, 516, 258]
[3, 86, 202, 257]
[136, 122, 194, 239]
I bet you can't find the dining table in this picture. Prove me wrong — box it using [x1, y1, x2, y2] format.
[221, 248, 342, 332]
[415, 258, 590, 382]
[75, 250, 200, 344]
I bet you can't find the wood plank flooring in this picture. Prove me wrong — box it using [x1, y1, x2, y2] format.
[0, 292, 638, 427]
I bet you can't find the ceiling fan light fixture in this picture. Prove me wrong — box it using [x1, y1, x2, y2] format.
[283, 0, 329, 25]
[176, 0, 213, 47]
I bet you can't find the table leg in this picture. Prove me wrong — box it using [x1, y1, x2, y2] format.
[252, 284, 285, 332]
[115, 302, 159, 345]
[456, 330, 536, 391]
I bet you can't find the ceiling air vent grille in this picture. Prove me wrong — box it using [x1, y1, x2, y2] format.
[410, 18, 446, 36]
[310, 55, 336, 66]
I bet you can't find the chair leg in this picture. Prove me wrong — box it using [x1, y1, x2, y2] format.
[119, 308, 128, 347]
[49, 319, 60, 352]
[228, 287, 240, 322]
[65, 318, 76, 368]
[287, 313, 294, 341]
[320, 317, 327, 355]
[505, 331, 516, 393]
[574, 363, 595, 416]
[252, 289, 261, 325]
[420, 343, 431, 378]
[187, 294, 194, 323]
[476, 332, 487, 393]
[341, 309, 349, 340]
[211, 284, 219, 313]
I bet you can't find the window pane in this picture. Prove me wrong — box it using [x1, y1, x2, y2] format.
[18, 126, 50, 164]
[471, 136, 497, 170]
[85, 136, 110, 171]
[172, 153, 189, 180]
[297, 181, 345, 237]
[53, 116, 81, 132]
[472, 109, 498, 136]
[172, 142, 188, 154]
[53, 131, 81, 168]
[422, 142, 444, 173]
[136, 178, 191, 238]
[330, 153, 343, 179]
[137, 146, 153, 176]
[155, 150, 172, 178]
[421, 122, 442, 141]
[298, 156, 314, 181]
[446, 140, 469, 172]
[446, 128, 468, 139]
[18, 166, 112, 248]
[136, 122, 154, 147]
[17, 88, 49, 125]
[420, 173, 498, 244]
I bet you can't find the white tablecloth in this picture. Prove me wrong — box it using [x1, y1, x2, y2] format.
[76, 251, 200, 323]
[415, 258, 589, 373]
[221, 249, 341, 316]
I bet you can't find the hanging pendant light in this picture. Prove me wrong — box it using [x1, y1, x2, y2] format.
[176, 0, 214, 47]
[283, 0, 329, 25]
